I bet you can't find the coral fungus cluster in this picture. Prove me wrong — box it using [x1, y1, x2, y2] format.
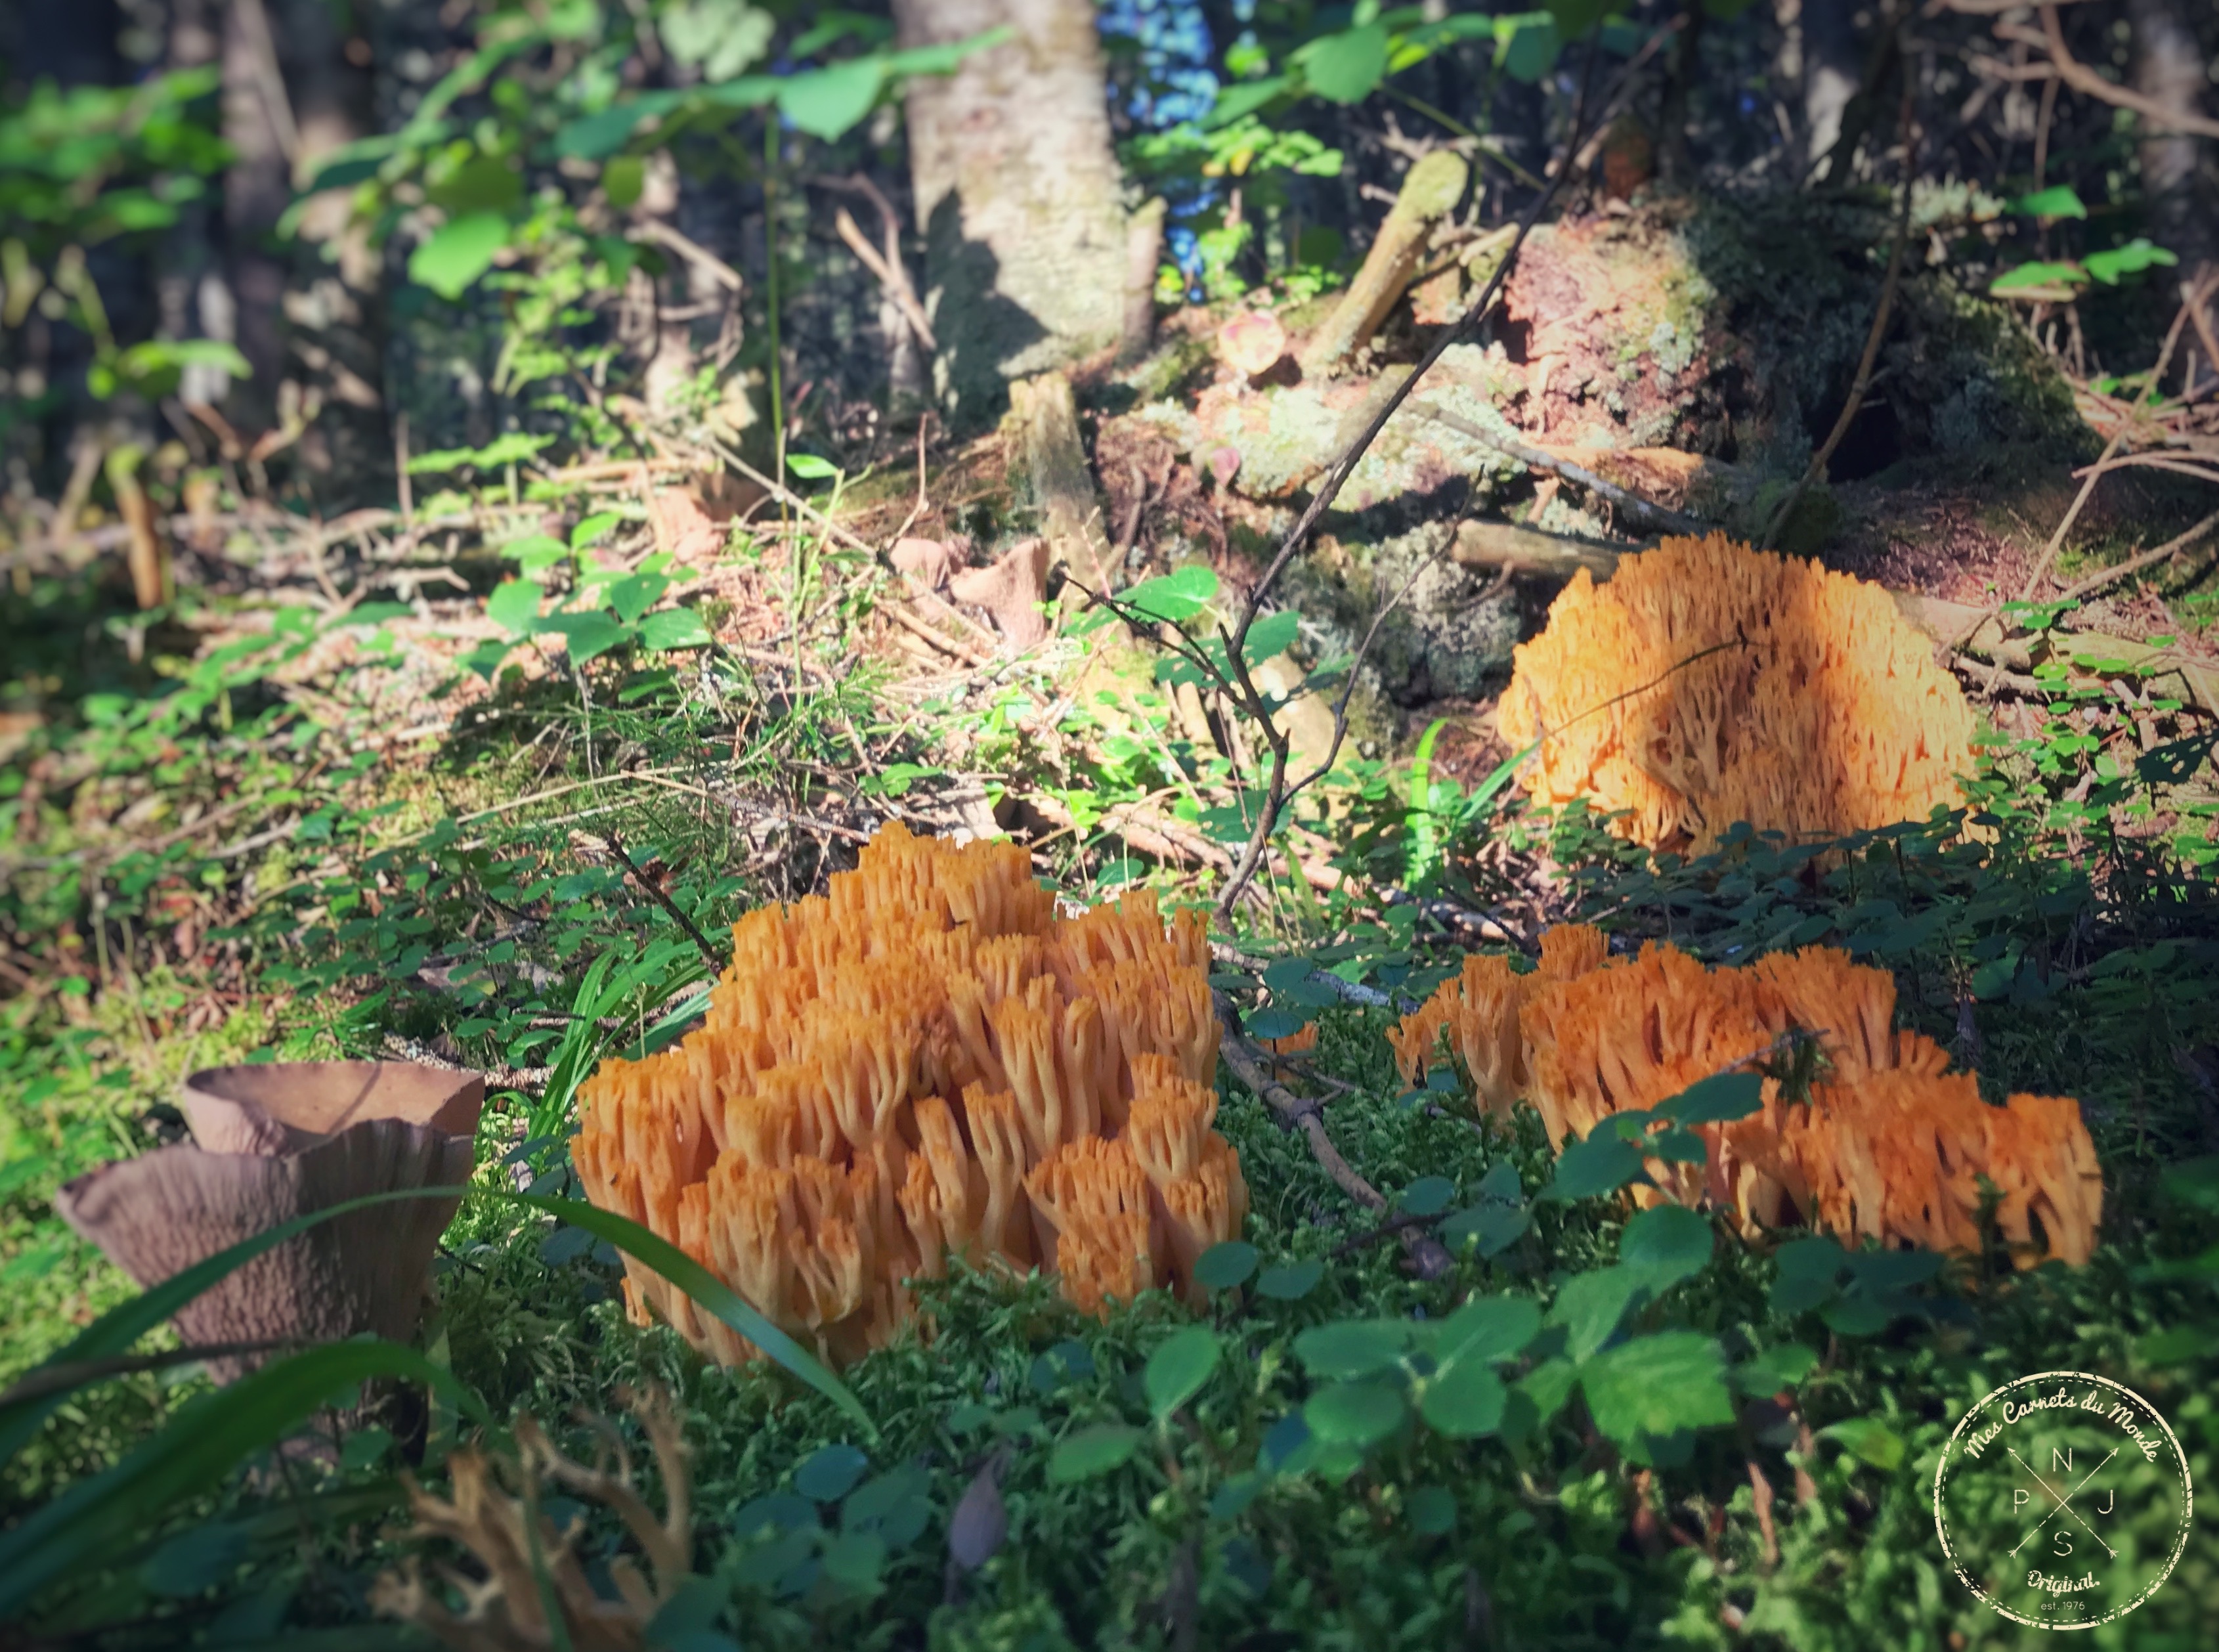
[572, 823, 1245, 1367]
[1496, 533, 1977, 854]
[1394, 926, 2101, 1269]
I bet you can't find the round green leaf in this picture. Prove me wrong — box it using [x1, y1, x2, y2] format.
[1304, 1380, 1406, 1447]
[1434, 1294, 1541, 1367]
[1419, 1361, 1507, 1439]
[819, 1529, 886, 1591]
[1144, 1327, 1221, 1423]
[1540, 1129, 1647, 1202]
[1306, 22, 1388, 104]
[1255, 1259, 1324, 1301]
[795, 1443, 869, 1503]
[1618, 1204, 1714, 1291]
[1578, 1332, 1734, 1447]
[1048, 1424, 1143, 1483]
[778, 58, 885, 141]
[1293, 1320, 1412, 1381]
[408, 211, 509, 301]
[1398, 1176, 1456, 1217]
[1195, 1240, 1258, 1290]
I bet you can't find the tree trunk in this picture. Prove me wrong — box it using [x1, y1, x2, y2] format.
[892, 0, 1130, 427]
[1801, 0, 1863, 183]
[221, 0, 389, 490]
[2127, 0, 2218, 391]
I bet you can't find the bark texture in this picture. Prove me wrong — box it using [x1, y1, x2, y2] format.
[892, 0, 1130, 425]
[2128, 0, 2218, 389]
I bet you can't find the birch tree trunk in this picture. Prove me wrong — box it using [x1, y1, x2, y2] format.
[891, 0, 1131, 425]
[2127, 0, 2217, 391]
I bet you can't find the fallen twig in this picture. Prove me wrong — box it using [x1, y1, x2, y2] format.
[1414, 404, 1706, 536]
[1213, 989, 1453, 1280]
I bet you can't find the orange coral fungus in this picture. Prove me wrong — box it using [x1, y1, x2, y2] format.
[1496, 534, 1977, 854]
[1405, 926, 2101, 1268]
[572, 823, 1244, 1367]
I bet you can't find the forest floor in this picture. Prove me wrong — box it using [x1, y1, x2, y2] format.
[3, 301, 2219, 1649]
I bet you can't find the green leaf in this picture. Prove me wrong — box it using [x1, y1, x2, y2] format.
[407, 211, 509, 300]
[1255, 1258, 1324, 1300]
[778, 59, 885, 141]
[1202, 76, 1290, 130]
[637, 609, 714, 651]
[542, 611, 631, 663]
[1418, 1361, 1507, 1439]
[606, 572, 670, 624]
[1991, 260, 2087, 296]
[795, 1443, 870, 1502]
[1119, 564, 1219, 625]
[1241, 609, 1301, 665]
[571, 511, 624, 549]
[0, 1339, 486, 1617]
[486, 578, 544, 636]
[1048, 1424, 1142, 1483]
[1544, 0, 1612, 38]
[1303, 1380, 1406, 1447]
[1549, 1264, 1650, 1363]
[820, 1529, 886, 1592]
[1618, 1204, 1713, 1291]
[1654, 1071, 1763, 1126]
[1398, 1176, 1456, 1218]
[1820, 1416, 1907, 1472]
[1143, 1328, 1221, 1424]
[2010, 184, 2087, 219]
[1194, 1240, 1258, 1290]
[1433, 1295, 1541, 1367]
[1293, 1320, 1414, 1381]
[786, 451, 840, 481]
[1439, 1201, 1530, 1259]
[882, 26, 1014, 77]
[1406, 1484, 1457, 1534]
[1729, 1341, 1820, 1397]
[1498, 16, 1561, 83]
[2083, 237, 2178, 284]
[1304, 23, 1389, 104]
[1540, 1128, 1647, 1202]
[501, 534, 571, 576]
[1578, 1332, 1734, 1446]
[1769, 1234, 1846, 1315]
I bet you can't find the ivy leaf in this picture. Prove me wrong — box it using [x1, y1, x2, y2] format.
[606, 572, 671, 623]
[408, 211, 509, 300]
[1578, 1332, 1734, 1446]
[778, 59, 886, 141]
[1770, 1234, 1847, 1315]
[1438, 1202, 1529, 1258]
[1397, 1176, 1456, 1217]
[2010, 184, 2088, 220]
[794, 1444, 869, 1502]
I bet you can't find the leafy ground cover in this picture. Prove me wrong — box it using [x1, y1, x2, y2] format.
[4, 445, 2218, 1648]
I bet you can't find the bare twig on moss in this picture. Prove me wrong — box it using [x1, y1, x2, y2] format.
[2052, 511, 2219, 605]
[1213, 990, 1454, 1280]
[596, 831, 723, 972]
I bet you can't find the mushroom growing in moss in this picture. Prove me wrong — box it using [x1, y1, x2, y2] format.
[56, 1062, 482, 1383]
[572, 823, 1245, 1367]
[1496, 533, 1977, 854]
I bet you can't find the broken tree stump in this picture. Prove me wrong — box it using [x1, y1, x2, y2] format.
[1301, 150, 1470, 377]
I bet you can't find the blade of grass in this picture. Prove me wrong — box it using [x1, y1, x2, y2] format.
[3, 1188, 874, 1467]
[0, 1339, 487, 1618]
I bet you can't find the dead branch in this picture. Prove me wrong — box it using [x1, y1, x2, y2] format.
[2052, 511, 2219, 605]
[1413, 403, 1707, 535]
